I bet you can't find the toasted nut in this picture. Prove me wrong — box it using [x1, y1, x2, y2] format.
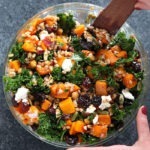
[71, 91, 79, 100]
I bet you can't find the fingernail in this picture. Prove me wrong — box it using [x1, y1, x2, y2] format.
[142, 106, 147, 115]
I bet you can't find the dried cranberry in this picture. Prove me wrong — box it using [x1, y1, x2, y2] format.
[46, 26, 57, 33]
[33, 93, 45, 102]
[64, 133, 78, 145]
[77, 95, 91, 109]
[68, 46, 74, 52]
[31, 124, 39, 131]
[12, 96, 19, 107]
[61, 114, 70, 120]
[82, 77, 92, 89]
[17, 102, 30, 114]
[37, 50, 44, 54]
[131, 61, 141, 73]
[92, 96, 102, 107]
[47, 107, 56, 114]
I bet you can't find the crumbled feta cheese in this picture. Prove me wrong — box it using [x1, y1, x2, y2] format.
[122, 88, 135, 100]
[86, 105, 96, 113]
[39, 30, 49, 40]
[15, 87, 29, 104]
[62, 59, 73, 73]
[93, 115, 99, 125]
[43, 50, 49, 61]
[101, 95, 112, 102]
[99, 102, 111, 110]
[56, 109, 61, 118]
[99, 95, 112, 110]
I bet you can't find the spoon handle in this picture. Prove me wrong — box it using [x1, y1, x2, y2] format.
[92, 0, 137, 35]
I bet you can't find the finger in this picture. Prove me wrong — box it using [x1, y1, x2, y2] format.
[135, 2, 150, 10]
[136, 105, 150, 141]
[68, 145, 130, 150]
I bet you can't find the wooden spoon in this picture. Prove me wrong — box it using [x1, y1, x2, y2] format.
[92, 0, 137, 35]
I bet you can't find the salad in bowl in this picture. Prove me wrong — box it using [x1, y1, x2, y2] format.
[3, 2, 145, 147]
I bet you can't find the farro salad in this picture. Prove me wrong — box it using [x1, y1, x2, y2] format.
[3, 13, 144, 145]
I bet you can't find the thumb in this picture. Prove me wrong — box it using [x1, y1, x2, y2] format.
[136, 105, 150, 142]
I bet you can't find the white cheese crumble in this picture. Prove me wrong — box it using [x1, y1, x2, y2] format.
[93, 115, 99, 125]
[99, 95, 112, 110]
[39, 30, 49, 40]
[86, 105, 96, 113]
[15, 87, 29, 104]
[122, 88, 135, 100]
[43, 50, 49, 61]
[56, 109, 61, 118]
[62, 59, 73, 73]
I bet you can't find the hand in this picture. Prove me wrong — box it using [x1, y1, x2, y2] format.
[135, 0, 150, 10]
[68, 106, 150, 150]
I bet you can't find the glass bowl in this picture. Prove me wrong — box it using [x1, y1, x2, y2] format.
[3, 2, 149, 148]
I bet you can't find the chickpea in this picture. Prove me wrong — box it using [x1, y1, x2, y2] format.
[29, 60, 37, 69]
[71, 91, 79, 100]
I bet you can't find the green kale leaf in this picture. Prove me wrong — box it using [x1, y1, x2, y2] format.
[57, 13, 76, 35]
[51, 67, 63, 81]
[110, 32, 136, 52]
[3, 69, 50, 94]
[36, 113, 66, 141]
[71, 36, 82, 51]
[9, 42, 27, 64]
[66, 64, 85, 85]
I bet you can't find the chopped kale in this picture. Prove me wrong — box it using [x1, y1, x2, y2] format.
[51, 67, 63, 81]
[3, 69, 50, 94]
[48, 51, 54, 60]
[71, 36, 82, 51]
[9, 42, 27, 64]
[57, 13, 76, 34]
[82, 134, 99, 144]
[115, 50, 138, 66]
[112, 104, 126, 121]
[66, 64, 85, 85]
[110, 32, 136, 52]
[36, 113, 66, 141]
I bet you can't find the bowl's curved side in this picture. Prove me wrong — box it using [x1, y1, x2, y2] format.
[3, 2, 148, 148]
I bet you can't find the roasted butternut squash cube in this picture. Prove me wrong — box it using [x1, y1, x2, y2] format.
[90, 125, 108, 138]
[50, 83, 70, 99]
[123, 73, 137, 89]
[59, 97, 75, 114]
[22, 42, 36, 53]
[69, 120, 85, 135]
[98, 114, 111, 126]
[95, 80, 108, 96]
[9, 60, 20, 72]
[74, 24, 85, 36]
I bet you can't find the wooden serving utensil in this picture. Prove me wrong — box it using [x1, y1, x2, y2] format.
[92, 0, 137, 35]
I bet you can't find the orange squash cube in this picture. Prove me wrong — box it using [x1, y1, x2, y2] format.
[98, 115, 111, 126]
[90, 125, 108, 138]
[74, 24, 85, 36]
[69, 120, 85, 135]
[95, 80, 108, 96]
[59, 97, 75, 114]
[22, 42, 36, 53]
[41, 100, 52, 111]
[9, 60, 20, 72]
[123, 73, 137, 89]
[50, 83, 70, 99]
